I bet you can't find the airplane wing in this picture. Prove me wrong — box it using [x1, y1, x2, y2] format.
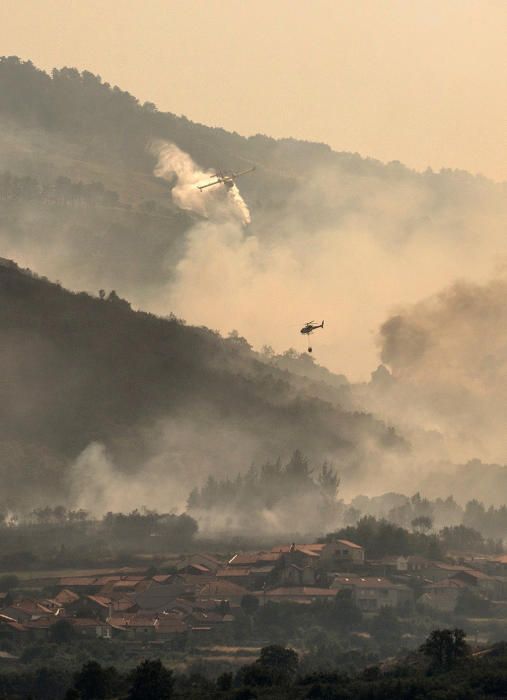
[196, 179, 220, 190]
[233, 167, 255, 179]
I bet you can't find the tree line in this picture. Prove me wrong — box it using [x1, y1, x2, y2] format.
[346, 492, 507, 545]
[325, 515, 503, 559]
[187, 450, 342, 534]
[0, 171, 120, 207]
[2, 629, 507, 699]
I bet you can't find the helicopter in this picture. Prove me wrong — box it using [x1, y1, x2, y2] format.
[196, 167, 255, 191]
[300, 320, 324, 353]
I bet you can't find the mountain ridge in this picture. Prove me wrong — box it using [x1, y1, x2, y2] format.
[0, 257, 405, 509]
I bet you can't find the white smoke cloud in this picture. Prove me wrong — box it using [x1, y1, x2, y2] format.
[151, 165, 507, 382]
[152, 141, 251, 225]
[66, 415, 263, 517]
[374, 276, 507, 463]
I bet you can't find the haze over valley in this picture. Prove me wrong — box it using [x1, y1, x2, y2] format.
[0, 57, 505, 529]
[1, 4, 507, 693]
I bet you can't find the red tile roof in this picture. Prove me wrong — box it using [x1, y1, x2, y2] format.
[54, 589, 80, 605]
[336, 539, 364, 550]
[71, 618, 103, 628]
[59, 577, 97, 587]
[333, 576, 410, 590]
[0, 614, 27, 632]
[261, 587, 336, 597]
[229, 552, 283, 566]
[155, 618, 188, 634]
[197, 581, 249, 598]
[86, 595, 112, 609]
[217, 568, 252, 578]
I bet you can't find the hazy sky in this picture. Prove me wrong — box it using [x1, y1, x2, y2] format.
[0, 0, 505, 180]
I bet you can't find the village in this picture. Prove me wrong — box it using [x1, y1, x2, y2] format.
[1, 535, 507, 655]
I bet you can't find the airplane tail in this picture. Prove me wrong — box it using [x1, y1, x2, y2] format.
[321, 320, 324, 328]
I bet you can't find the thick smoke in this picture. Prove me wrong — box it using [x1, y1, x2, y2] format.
[144, 146, 507, 503]
[3, 126, 507, 518]
[153, 158, 507, 381]
[66, 416, 263, 517]
[375, 277, 507, 463]
[152, 141, 251, 225]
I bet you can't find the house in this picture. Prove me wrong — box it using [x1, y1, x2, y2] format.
[81, 595, 114, 620]
[226, 551, 284, 588]
[0, 599, 54, 623]
[177, 573, 215, 588]
[424, 562, 472, 582]
[108, 612, 188, 641]
[331, 576, 413, 611]
[481, 554, 507, 577]
[216, 567, 254, 588]
[228, 552, 284, 568]
[0, 615, 29, 642]
[41, 589, 81, 616]
[450, 570, 504, 600]
[278, 564, 317, 587]
[196, 580, 250, 604]
[135, 583, 186, 612]
[58, 577, 98, 593]
[176, 554, 222, 574]
[248, 565, 279, 588]
[272, 541, 365, 568]
[112, 596, 139, 614]
[377, 555, 430, 574]
[332, 540, 366, 565]
[155, 616, 188, 640]
[271, 544, 320, 568]
[24, 617, 56, 641]
[70, 618, 112, 639]
[99, 576, 151, 597]
[53, 589, 81, 607]
[187, 610, 228, 628]
[257, 587, 337, 604]
[179, 563, 213, 576]
[418, 579, 467, 613]
[108, 614, 157, 641]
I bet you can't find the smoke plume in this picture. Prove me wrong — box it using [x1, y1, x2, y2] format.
[152, 161, 507, 382]
[375, 277, 507, 463]
[152, 141, 251, 224]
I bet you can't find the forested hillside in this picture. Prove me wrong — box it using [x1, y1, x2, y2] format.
[0, 56, 503, 372]
[1, 57, 505, 512]
[0, 56, 402, 199]
[0, 260, 403, 509]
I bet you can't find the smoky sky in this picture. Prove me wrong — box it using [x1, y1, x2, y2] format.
[151, 151, 507, 381]
[375, 278, 507, 464]
[1, 1, 505, 179]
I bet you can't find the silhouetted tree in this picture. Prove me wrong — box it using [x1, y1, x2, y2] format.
[412, 515, 433, 533]
[74, 661, 119, 700]
[128, 659, 173, 700]
[49, 619, 76, 644]
[241, 594, 260, 617]
[420, 628, 469, 671]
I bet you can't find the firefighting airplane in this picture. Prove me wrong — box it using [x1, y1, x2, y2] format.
[196, 167, 255, 191]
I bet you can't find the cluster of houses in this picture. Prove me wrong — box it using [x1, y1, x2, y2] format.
[1, 540, 507, 645]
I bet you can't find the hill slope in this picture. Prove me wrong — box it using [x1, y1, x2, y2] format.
[0, 259, 403, 510]
[1, 56, 505, 382]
